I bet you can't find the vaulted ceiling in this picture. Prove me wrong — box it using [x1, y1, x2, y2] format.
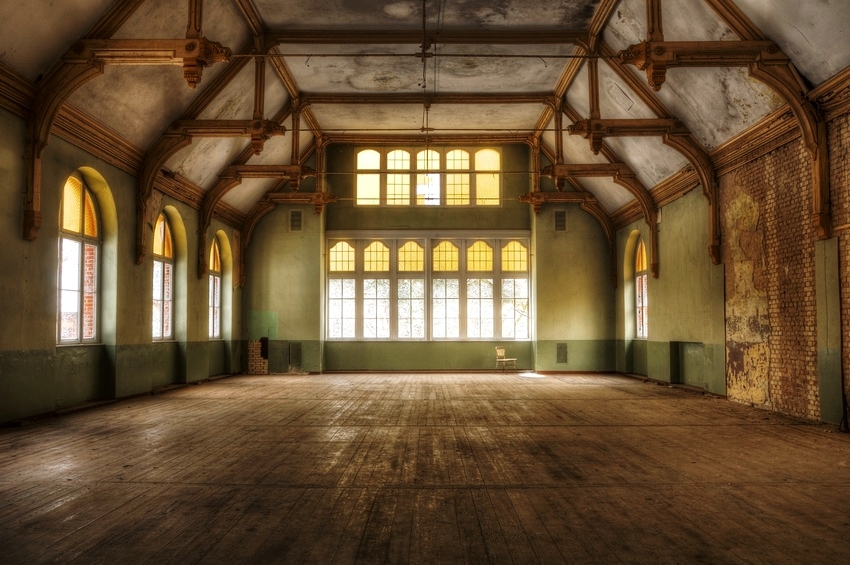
[2, 0, 849, 251]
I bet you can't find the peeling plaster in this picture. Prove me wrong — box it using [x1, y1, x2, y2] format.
[724, 186, 772, 407]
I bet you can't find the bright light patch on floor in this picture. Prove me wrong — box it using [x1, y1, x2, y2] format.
[518, 371, 544, 378]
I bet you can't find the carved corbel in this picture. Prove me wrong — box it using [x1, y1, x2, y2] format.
[184, 37, 232, 88]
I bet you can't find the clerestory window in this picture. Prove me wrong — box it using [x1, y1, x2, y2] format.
[356, 148, 501, 206]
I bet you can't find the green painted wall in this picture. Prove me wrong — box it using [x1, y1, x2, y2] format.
[533, 205, 616, 371]
[325, 341, 534, 371]
[0, 108, 241, 423]
[616, 189, 725, 394]
[243, 205, 325, 372]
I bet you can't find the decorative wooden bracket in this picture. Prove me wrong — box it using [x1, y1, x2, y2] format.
[618, 39, 830, 238]
[197, 164, 317, 276]
[64, 37, 231, 88]
[136, 119, 285, 264]
[568, 118, 721, 264]
[21, 32, 231, 241]
[568, 118, 688, 155]
[266, 190, 337, 212]
[541, 163, 660, 277]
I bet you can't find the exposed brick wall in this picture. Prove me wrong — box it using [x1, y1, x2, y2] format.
[829, 113, 850, 402]
[246, 340, 268, 375]
[721, 136, 819, 420]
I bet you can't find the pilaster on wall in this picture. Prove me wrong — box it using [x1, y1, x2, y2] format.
[827, 113, 850, 423]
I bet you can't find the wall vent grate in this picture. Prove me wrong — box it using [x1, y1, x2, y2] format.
[554, 210, 567, 232]
[556, 343, 568, 364]
[290, 210, 303, 231]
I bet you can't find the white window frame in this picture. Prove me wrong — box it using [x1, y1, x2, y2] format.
[152, 214, 174, 341]
[355, 147, 502, 207]
[58, 175, 100, 344]
[326, 232, 530, 341]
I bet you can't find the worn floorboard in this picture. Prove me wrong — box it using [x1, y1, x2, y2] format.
[1, 372, 849, 564]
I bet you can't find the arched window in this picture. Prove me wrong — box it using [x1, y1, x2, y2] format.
[328, 241, 357, 338]
[466, 242, 494, 338]
[363, 242, 390, 338]
[635, 239, 648, 339]
[501, 241, 529, 339]
[356, 149, 381, 205]
[397, 241, 425, 339]
[58, 175, 100, 343]
[152, 213, 174, 340]
[209, 239, 222, 339]
[432, 241, 460, 338]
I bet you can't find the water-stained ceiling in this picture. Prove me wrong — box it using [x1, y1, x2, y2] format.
[1, 0, 848, 226]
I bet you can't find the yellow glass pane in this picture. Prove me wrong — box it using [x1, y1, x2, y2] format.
[364, 241, 389, 272]
[357, 149, 380, 169]
[153, 214, 165, 256]
[432, 241, 459, 272]
[83, 188, 98, 238]
[209, 240, 221, 273]
[398, 241, 424, 272]
[467, 241, 493, 271]
[636, 240, 647, 272]
[387, 173, 410, 205]
[446, 173, 469, 205]
[357, 173, 381, 205]
[417, 149, 439, 170]
[163, 219, 173, 258]
[475, 148, 500, 170]
[476, 172, 499, 205]
[446, 149, 469, 170]
[501, 241, 528, 272]
[387, 150, 410, 170]
[329, 241, 355, 272]
[62, 176, 83, 234]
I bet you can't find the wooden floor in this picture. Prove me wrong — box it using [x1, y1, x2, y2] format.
[2, 372, 850, 564]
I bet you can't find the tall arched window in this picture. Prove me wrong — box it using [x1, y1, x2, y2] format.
[152, 213, 174, 340]
[58, 175, 100, 343]
[209, 239, 221, 339]
[635, 239, 648, 339]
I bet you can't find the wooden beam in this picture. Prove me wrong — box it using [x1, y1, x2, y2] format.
[300, 92, 550, 106]
[266, 29, 589, 46]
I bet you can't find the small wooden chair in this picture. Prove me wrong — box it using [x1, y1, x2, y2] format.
[495, 346, 517, 371]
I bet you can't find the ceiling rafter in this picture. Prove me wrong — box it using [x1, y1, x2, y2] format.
[135, 38, 272, 264]
[265, 29, 590, 47]
[299, 92, 551, 106]
[21, 0, 151, 241]
[620, 0, 830, 238]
